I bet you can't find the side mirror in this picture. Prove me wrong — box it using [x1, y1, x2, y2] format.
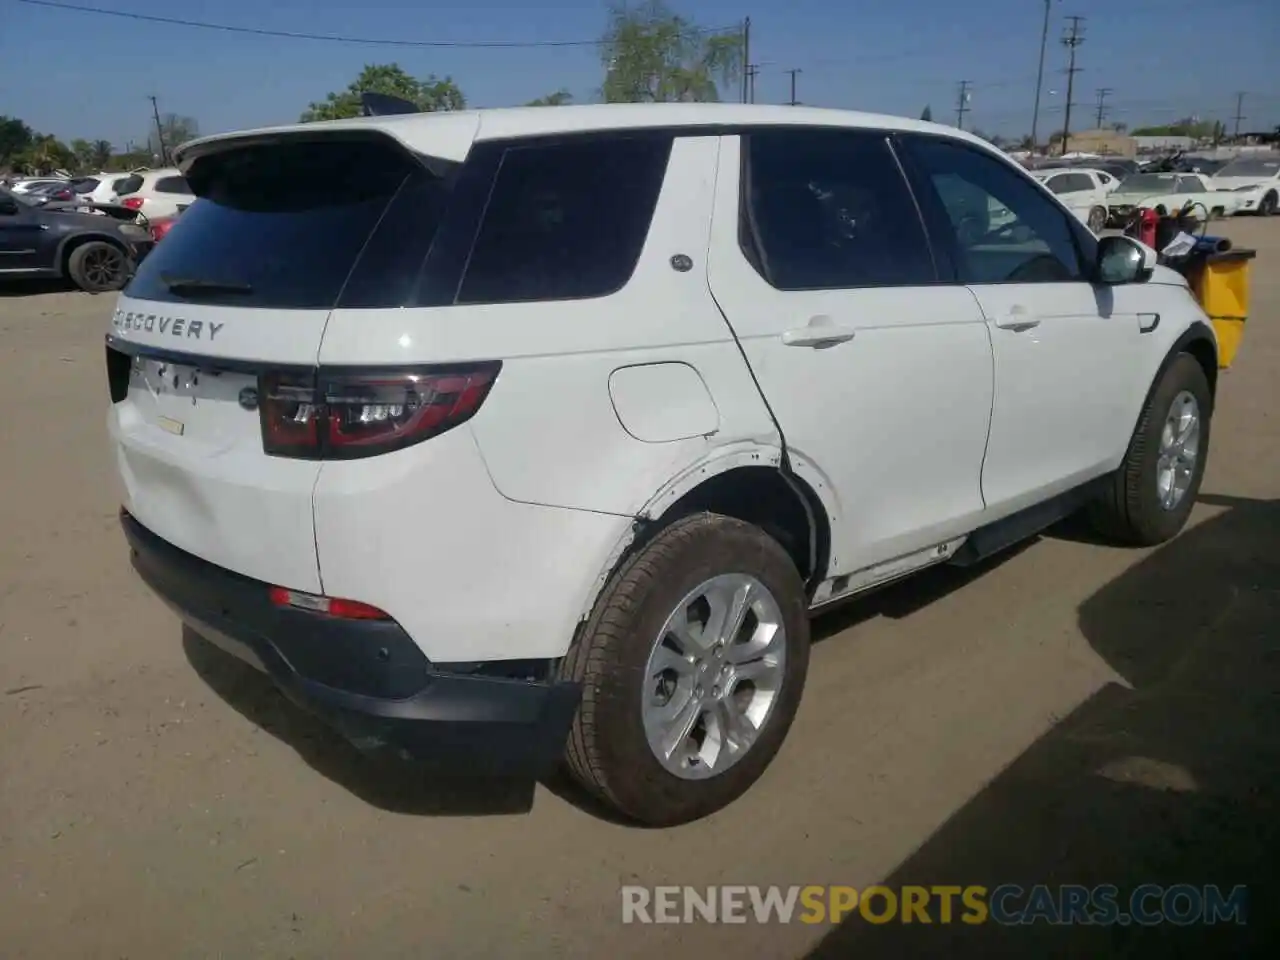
[1096, 235, 1156, 284]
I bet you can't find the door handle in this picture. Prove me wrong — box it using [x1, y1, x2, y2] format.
[993, 305, 1041, 332]
[782, 316, 856, 348]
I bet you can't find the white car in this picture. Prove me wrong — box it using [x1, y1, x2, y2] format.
[1210, 156, 1280, 216]
[9, 177, 68, 195]
[111, 167, 195, 220]
[106, 104, 1221, 826]
[1030, 168, 1113, 231]
[1107, 172, 1245, 224]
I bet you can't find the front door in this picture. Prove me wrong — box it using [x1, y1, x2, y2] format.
[0, 198, 46, 272]
[899, 134, 1146, 516]
[706, 128, 995, 578]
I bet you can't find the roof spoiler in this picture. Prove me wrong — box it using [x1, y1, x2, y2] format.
[360, 92, 420, 116]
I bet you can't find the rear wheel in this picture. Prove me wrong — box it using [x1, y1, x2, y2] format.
[561, 512, 810, 826]
[1088, 353, 1212, 546]
[67, 241, 130, 293]
[1261, 191, 1278, 216]
[1087, 206, 1107, 233]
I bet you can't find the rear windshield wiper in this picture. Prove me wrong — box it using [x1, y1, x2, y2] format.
[161, 274, 253, 296]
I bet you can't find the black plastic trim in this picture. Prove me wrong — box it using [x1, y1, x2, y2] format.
[121, 510, 581, 774]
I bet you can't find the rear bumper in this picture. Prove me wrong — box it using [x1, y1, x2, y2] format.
[121, 510, 581, 775]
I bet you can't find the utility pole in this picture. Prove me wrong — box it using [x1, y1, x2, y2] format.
[955, 80, 972, 130]
[1031, 0, 1058, 151]
[785, 68, 802, 106]
[740, 17, 751, 104]
[745, 63, 760, 104]
[1232, 91, 1246, 138]
[1094, 87, 1113, 128]
[149, 95, 168, 165]
[1059, 16, 1085, 155]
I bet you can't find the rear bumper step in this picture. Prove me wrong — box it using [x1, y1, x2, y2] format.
[121, 510, 581, 775]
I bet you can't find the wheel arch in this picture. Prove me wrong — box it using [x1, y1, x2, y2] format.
[1133, 320, 1218, 438]
[56, 232, 130, 278]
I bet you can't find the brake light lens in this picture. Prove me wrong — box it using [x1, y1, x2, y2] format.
[121, 196, 144, 210]
[150, 217, 176, 241]
[268, 586, 390, 620]
[259, 363, 500, 460]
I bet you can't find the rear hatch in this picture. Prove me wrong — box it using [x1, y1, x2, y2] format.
[107, 123, 476, 591]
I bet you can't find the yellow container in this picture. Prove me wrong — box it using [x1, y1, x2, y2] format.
[1188, 249, 1256, 369]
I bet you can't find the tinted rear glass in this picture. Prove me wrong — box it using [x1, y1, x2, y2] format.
[455, 135, 671, 304]
[113, 175, 144, 195]
[153, 175, 191, 194]
[126, 137, 455, 309]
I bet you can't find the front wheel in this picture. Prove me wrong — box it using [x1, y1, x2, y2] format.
[561, 513, 811, 826]
[1088, 353, 1212, 546]
[1260, 191, 1278, 217]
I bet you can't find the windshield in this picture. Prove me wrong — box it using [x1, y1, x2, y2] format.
[1117, 174, 1178, 195]
[1214, 159, 1279, 178]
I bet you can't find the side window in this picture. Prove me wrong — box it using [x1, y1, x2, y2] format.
[1176, 175, 1203, 193]
[153, 175, 191, 194]
[455, 134, 672, 304]
[113, 175, 143, 196]
[741, 128, 935, 290]
[1098, 172, 1114, 186]
[1044, 175, 1068, 195]
[1062, 173, 1095, 193]
[904, 135, 1086, 285]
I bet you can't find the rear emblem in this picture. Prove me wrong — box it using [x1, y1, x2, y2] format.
[238, 387, 259, 411]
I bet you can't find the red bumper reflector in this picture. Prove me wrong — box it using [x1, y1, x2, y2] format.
[268, 586, 390, 620]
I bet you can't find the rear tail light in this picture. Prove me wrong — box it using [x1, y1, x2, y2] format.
[268, 586, 390, 620]
[150, 218, 176, 241]
[121, 196, 144, 210]
[259, 363, 501, 460]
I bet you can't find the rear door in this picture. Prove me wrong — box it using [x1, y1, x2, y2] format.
[107, 131, 470, 590]
[706, 128, 995, 578]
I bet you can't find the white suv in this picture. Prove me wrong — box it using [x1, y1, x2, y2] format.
[106, 104, 1219, 826]
[111, 167, 195, 219]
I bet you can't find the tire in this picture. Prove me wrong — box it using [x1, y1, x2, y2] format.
[1261, 191, 1278, 217]
[1088, 353, 1212, 546]
[1087, 206, 1107, 233]
[67, 240, 130, 293]
[1210, 206, 1225, 220]
[561, 512, 811, 826]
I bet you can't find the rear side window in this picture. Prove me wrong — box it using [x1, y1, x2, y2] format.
[153, 175, 191, 194]
[454, 135, 671, 304]
[126, 137, 457, 309]
[741, 128, 936, 290]
[113, 175, 143, 196]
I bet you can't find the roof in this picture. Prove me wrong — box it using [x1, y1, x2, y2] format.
[174, 102, 993, 167]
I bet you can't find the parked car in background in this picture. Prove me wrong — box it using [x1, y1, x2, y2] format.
[1107, 171, 1244, 224]
[1210, 156, 1280, 216]
[1030, 168, 1112, 231]
[107, 103, 1221, 826]
[9, 177, 68, 195]
[71, 173, 148, 208]
[113, 168, 195, 220]
[0, 187, 152, 291]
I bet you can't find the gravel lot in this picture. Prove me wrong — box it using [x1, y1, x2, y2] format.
[2, 220, 1277, 958]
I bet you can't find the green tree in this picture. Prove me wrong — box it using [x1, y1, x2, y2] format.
[70, 138, 96, 172]
[599, 1, 743, 103]
[91, 140, 114, 170]
[301, 64, 465, 122]
[527, 89, 574, 107]
[920, 104, 933, 122]
[14, 134, 76, 174]
[0, 115, 35, 166]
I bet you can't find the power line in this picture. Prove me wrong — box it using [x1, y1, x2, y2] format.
[785, 68, 802, 106]
[955, 80, 972, 129]
[1059, 15, 1085, 155]
[1232, 92, 1246, 137]
[1094, 87, 1113, 128]
[15, 0, 739, 48]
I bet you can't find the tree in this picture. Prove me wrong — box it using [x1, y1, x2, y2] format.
[301, 64, 465, 122]
[13, 134, 76, 174]
[91, 140, 114, 170]
[148, 114, 199, 162]
[527, 89, 573, 107]
[70, 138, 96, 172]
[0, 115, 34, 166]
[599, 1, 742, 103]
[920, 105, 933, 122]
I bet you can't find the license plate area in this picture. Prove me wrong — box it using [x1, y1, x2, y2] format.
[130, 358, 260, 453]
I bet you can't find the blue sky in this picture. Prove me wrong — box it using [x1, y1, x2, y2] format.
[5, 0, 1277, 147]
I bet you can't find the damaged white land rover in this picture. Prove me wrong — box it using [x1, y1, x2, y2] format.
[106, 103, 1218, 826]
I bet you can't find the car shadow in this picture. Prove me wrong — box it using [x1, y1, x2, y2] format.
[801, 493, 1280, 958]
[0, 278, 76, 297]
[181, 628, 540, 817]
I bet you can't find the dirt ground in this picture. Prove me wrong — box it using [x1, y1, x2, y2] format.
[2, 219, 1277, 959]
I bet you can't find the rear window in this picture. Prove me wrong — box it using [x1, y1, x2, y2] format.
[125, 137, 457, 309]
[72, 177, 100, 194]
[153, 175, 191, 194]
[113, 175, 143, 196]
[454, 135, 671, 304]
